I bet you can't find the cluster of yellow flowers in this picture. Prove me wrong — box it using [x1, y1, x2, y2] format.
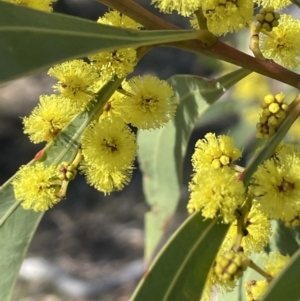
[4, 0, 56, 11]
[12, 9, 178, 210]
[152, 0, 291, 16]
[187, 133, 295, 300]
[188, 133, 244, 223]
[244, 251, 290, 301]
[6, 0, 300, 300]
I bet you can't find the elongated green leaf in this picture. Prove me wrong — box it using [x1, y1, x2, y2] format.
[261, 248, 300, 301]
[130, 212, 229, 301]
[138, 68, 251, 261]
[0, 78, 121, 301]
[0, 1, 202, 84]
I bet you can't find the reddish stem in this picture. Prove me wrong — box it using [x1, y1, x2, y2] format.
[97, 0, 300, 89]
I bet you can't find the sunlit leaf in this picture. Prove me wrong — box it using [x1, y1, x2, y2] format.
[0, 1, 201, 84]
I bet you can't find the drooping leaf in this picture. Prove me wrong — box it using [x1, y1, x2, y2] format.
[138, 68, 251, 261]
[130, 212, 229, 301]
[0, 78, 121, 301]
[0, 1, 202, 84]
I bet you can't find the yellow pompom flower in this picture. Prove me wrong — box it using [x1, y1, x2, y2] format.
[252, 280, 268, 300]
[192, 133, 242, 170]
[244, 251, 289, 301]
[5, 0, 57, 11]
[188, 166, 245, 223]
[100, 91, 124, 122]
[81, 163, 133, 195]
[190, 0, 253, 36]
[89, 10, 142, 81]
[222, 206, 272, 255]
[97, 10, 142, 29]
[81, 114, 137, 195]
[151, 0, 202, 16]
[89, 48, 137, 81]
[245, 280, 268, 301]
[13, 163, 61, 211]
[254, 0, 291, 10]
[250, 148, 300, 222]
[48, 60, 101, 109]
[259, 14, 300, 69]
[23, 94, 78, 143]
[274, 143, 300, 160]
[240, 206, 272, 254]
[263, 251, 290, 277]
[81, 118, 138, 171]
[119, 75, 177, 129]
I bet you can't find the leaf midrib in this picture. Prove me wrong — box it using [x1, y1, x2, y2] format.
[162, 218, 217, 301]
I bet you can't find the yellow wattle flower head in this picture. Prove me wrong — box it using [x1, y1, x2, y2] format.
[5, 0, 57, 11]
[81, 118, 138, 171]
[100, 91, 124, 122]
[222, 206, 272, 255]
[89, 48, 137, 81]
[250, 145, 300, 221]
[98, 10, 142, 29]
[23, 94, 78, 143]
[190, 0, 254, 35]
[188, 166, 245, 223]
[151, 0, 202, 16]
[119, 75, 177, 129]
[48, 60, 101, 110]
[80, 163, 133, 195]
[81, 117, 137, 194]
[244, 251, 289, 300]
[273, 143, 300, 160]
[192, 133, 242, 170]
[263, 250, 290, 277]
[259, 14, 300, 69]
[245, 280, 269, 301]
[254, 0, 291, 10]
[13, 163, 61, 211]
[89, 10, 142, 81]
